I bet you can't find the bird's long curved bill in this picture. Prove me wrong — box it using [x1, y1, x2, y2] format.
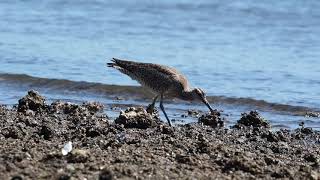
[202, 98, 214, 113]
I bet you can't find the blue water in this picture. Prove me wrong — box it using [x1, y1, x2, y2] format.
[0, 0, 319, 128]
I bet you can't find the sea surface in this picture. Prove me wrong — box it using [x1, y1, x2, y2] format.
[0, 0, 319, 129]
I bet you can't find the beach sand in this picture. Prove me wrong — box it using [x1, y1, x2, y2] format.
[0, 90, 319, 179]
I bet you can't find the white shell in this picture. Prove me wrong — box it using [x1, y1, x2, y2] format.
[61, 141, 72, 155]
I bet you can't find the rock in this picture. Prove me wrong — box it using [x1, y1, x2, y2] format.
[115, 107, 160, 129]
[158, 124, 175, 135]
[18, 90, 45, 113]
[86, 127, 101, 137]
[234, 111, 270, 128]
[264, 156, 279, 165]
[305, 112, 320, 118]
[25, 110, 35, 116]
[271, 168, 293, 178]
[57, 173, 70, 180]
[197, 134, 210, 153]
[304, 153, 318, 163]
[99, 169, 113, 180]
[67, 149, 89, 163]
[38, 125, 55, 140]
[176, 154, 197, 165]
[83, 102, 104, 113]
[11, 175, 23, 180]
[301, 127, 313, 135]
[2, 126, 24, 139]
[187, 109, 201, 117]
[145, 106, 160, 120]
[298, 122, 313, 135]
[42, 152, 63, 162]
[66, 164, 76, 172]
[0, 105, 6, 115]
[50, 101, 81, 114]
[50, 101, 104, 115]
[198, 110, 224, 128]
[261, 131, 282, 142]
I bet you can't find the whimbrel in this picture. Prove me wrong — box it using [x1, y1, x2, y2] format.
[107, 58, 214, 126]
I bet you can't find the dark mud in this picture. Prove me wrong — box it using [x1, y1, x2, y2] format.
[0, 91, 320, 179]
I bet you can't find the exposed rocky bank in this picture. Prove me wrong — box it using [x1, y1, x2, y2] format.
[0, 91, 319, 179]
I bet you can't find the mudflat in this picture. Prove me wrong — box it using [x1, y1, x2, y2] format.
[0, 91, 319, 179]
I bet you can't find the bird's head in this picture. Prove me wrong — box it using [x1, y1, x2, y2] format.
[191, 88, 214, 113]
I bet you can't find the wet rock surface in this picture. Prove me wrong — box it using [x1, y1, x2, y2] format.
[0, 91, 320, 179]
[187, 109, 201, 117]
[198, 109, 224, 128]
[17, 90, 45, 113]
[305, 111, 320, 118]
[234, 111, 271, 128]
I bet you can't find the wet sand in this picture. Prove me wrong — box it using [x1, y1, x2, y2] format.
[0, 91, 319, 179]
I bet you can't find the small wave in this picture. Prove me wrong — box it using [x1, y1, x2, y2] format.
[206, 96, 318, 116]
[0, 73, 318, 116]
[0, 73, 154, 98]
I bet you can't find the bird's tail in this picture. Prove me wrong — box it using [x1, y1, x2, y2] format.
[107, 57, 134, 68]
[107, 58, 136, 78]
[106, 62, 115, 67]
[106, 58, 118, 68]
[107, 57, 133, 73]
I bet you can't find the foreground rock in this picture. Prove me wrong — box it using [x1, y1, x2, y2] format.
[115, 107, 160, 129]
[234, 111, 271, 128]
[0, 91, 319, 179]
[17, 90, 45, 113]
[198, 109, 224, 128]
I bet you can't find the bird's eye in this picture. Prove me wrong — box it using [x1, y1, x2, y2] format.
[196, 88, 205, 97]
[199, 89, 205, 96]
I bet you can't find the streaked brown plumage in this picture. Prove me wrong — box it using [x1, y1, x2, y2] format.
[107, 58, 214, 126]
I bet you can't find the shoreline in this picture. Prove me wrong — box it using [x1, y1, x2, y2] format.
[1, 73, 319, 116]
[0, 90, 319, 179]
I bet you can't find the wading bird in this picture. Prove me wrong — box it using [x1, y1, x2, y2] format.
[107, 58, 214, 126]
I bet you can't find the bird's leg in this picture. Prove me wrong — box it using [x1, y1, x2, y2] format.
[159, 94, 172, 126]
[146, 95, 159, 114]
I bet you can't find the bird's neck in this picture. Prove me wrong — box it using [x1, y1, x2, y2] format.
[180, 89, 194, 101]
